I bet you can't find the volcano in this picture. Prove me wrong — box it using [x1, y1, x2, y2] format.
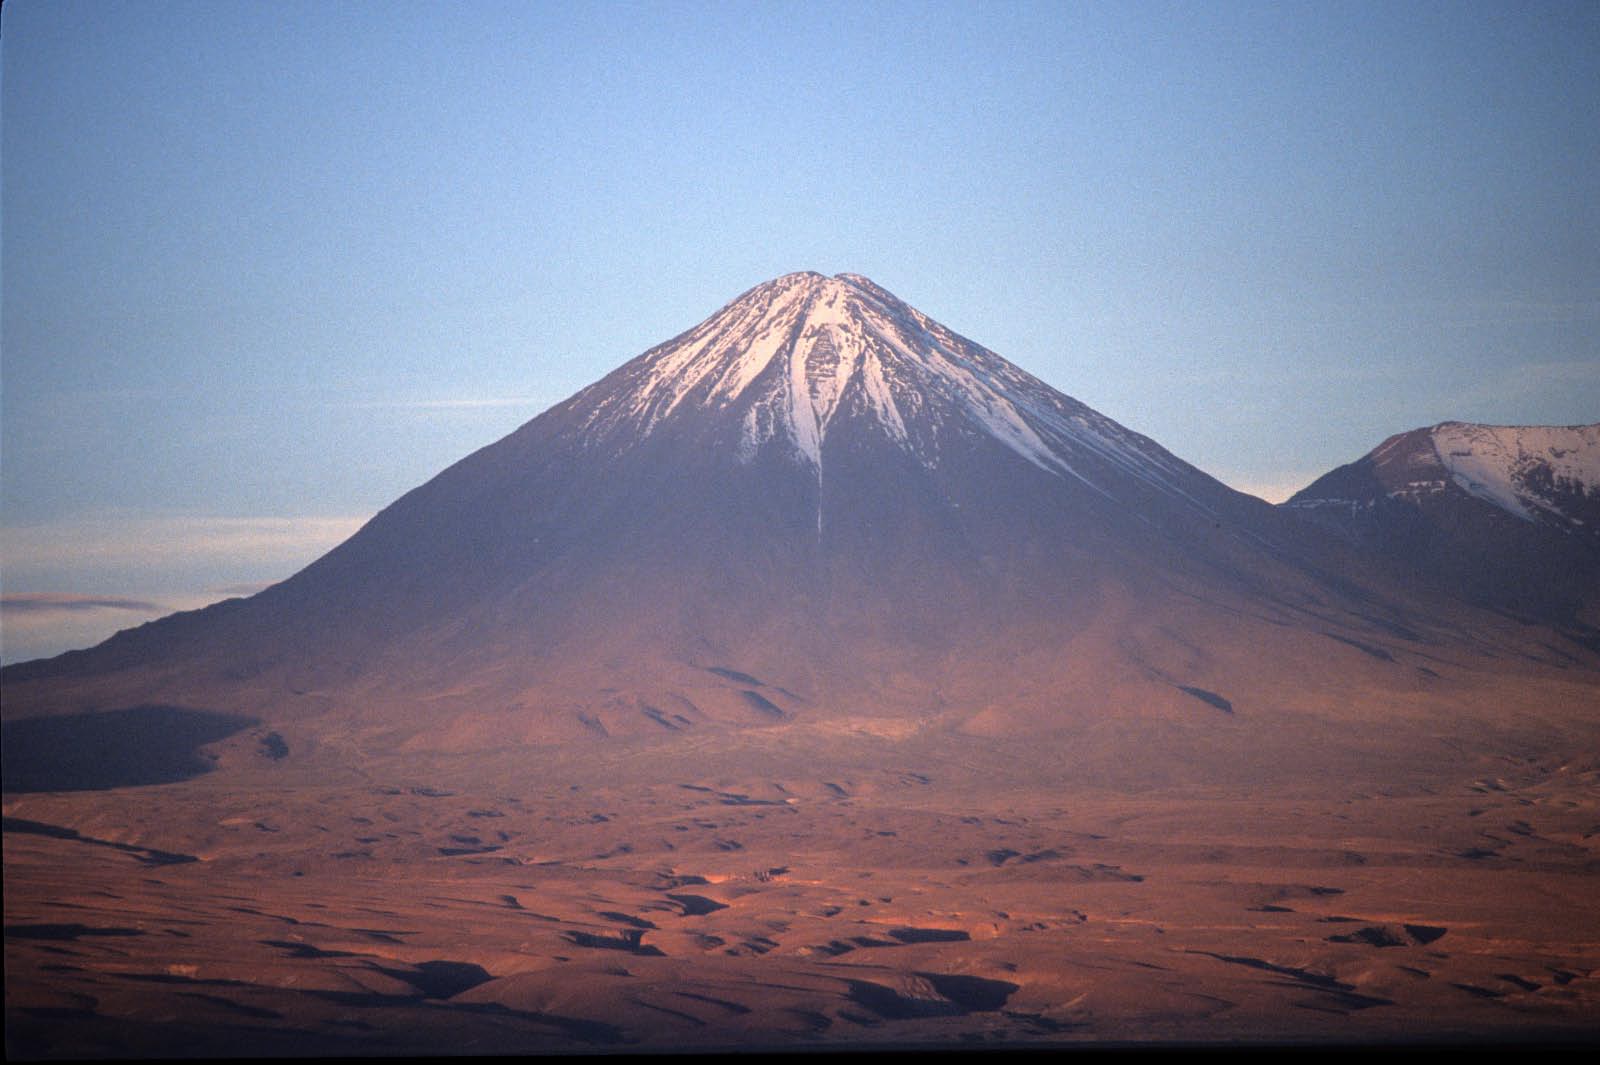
[2, 273, 1591, 760]
[8, 274, 1600, 1055]
[1283, 422, 1600, 628]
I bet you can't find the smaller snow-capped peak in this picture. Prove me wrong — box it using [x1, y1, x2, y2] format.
[1427, 421, 1600, 527]
[1286, 421, 1600, 538]
[578, 272, 1202, 503]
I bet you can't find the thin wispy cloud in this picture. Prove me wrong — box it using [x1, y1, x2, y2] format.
[0, 516, 365, 663]
[2, 514, 371, 568]
[1, 593, 169, 615]
[338, 397, 547, 412]
[0, 592, 189, 665]
[210, 581, 275, 598]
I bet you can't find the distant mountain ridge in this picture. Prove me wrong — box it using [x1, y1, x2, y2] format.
[1282, 421, 1600, 626]
[1285, 422, 1600, 536]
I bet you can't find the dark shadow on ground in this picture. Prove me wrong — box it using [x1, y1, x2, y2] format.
[2, 817, 198, 864]
[1177, 686, 1234, 713]
[1, 706, 258, 793]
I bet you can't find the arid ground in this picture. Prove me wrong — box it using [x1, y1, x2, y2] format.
[6, 665, 1598, 1056]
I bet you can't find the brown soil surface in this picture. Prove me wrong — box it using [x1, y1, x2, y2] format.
[7, 685, 1599, 1056]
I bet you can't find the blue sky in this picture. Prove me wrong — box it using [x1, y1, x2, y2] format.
[3, 0, 1597, 662]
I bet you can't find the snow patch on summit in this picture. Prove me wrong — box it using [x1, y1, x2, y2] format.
[583, 272, 1203, 505]
[1430, 422, 1600, 524]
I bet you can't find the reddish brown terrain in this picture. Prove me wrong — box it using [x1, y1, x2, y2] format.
[7, 668, 1599, 1055]
[5, 274, 1598, 1054]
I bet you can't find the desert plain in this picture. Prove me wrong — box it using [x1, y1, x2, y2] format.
[6, 652, 1598, 1056]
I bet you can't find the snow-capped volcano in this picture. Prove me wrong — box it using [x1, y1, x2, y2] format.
[6, 274, 1564, 747]
[1283, 422, 1600, 623]
[1288, 422, 1600, 538]
[576, 272, 1198, 506]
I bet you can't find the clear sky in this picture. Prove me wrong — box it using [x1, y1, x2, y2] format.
[3, 0, 1597, 663]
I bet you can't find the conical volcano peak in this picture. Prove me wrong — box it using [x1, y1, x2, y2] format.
[720, 271, 909, 337]
[576, 273, 1203, 504]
